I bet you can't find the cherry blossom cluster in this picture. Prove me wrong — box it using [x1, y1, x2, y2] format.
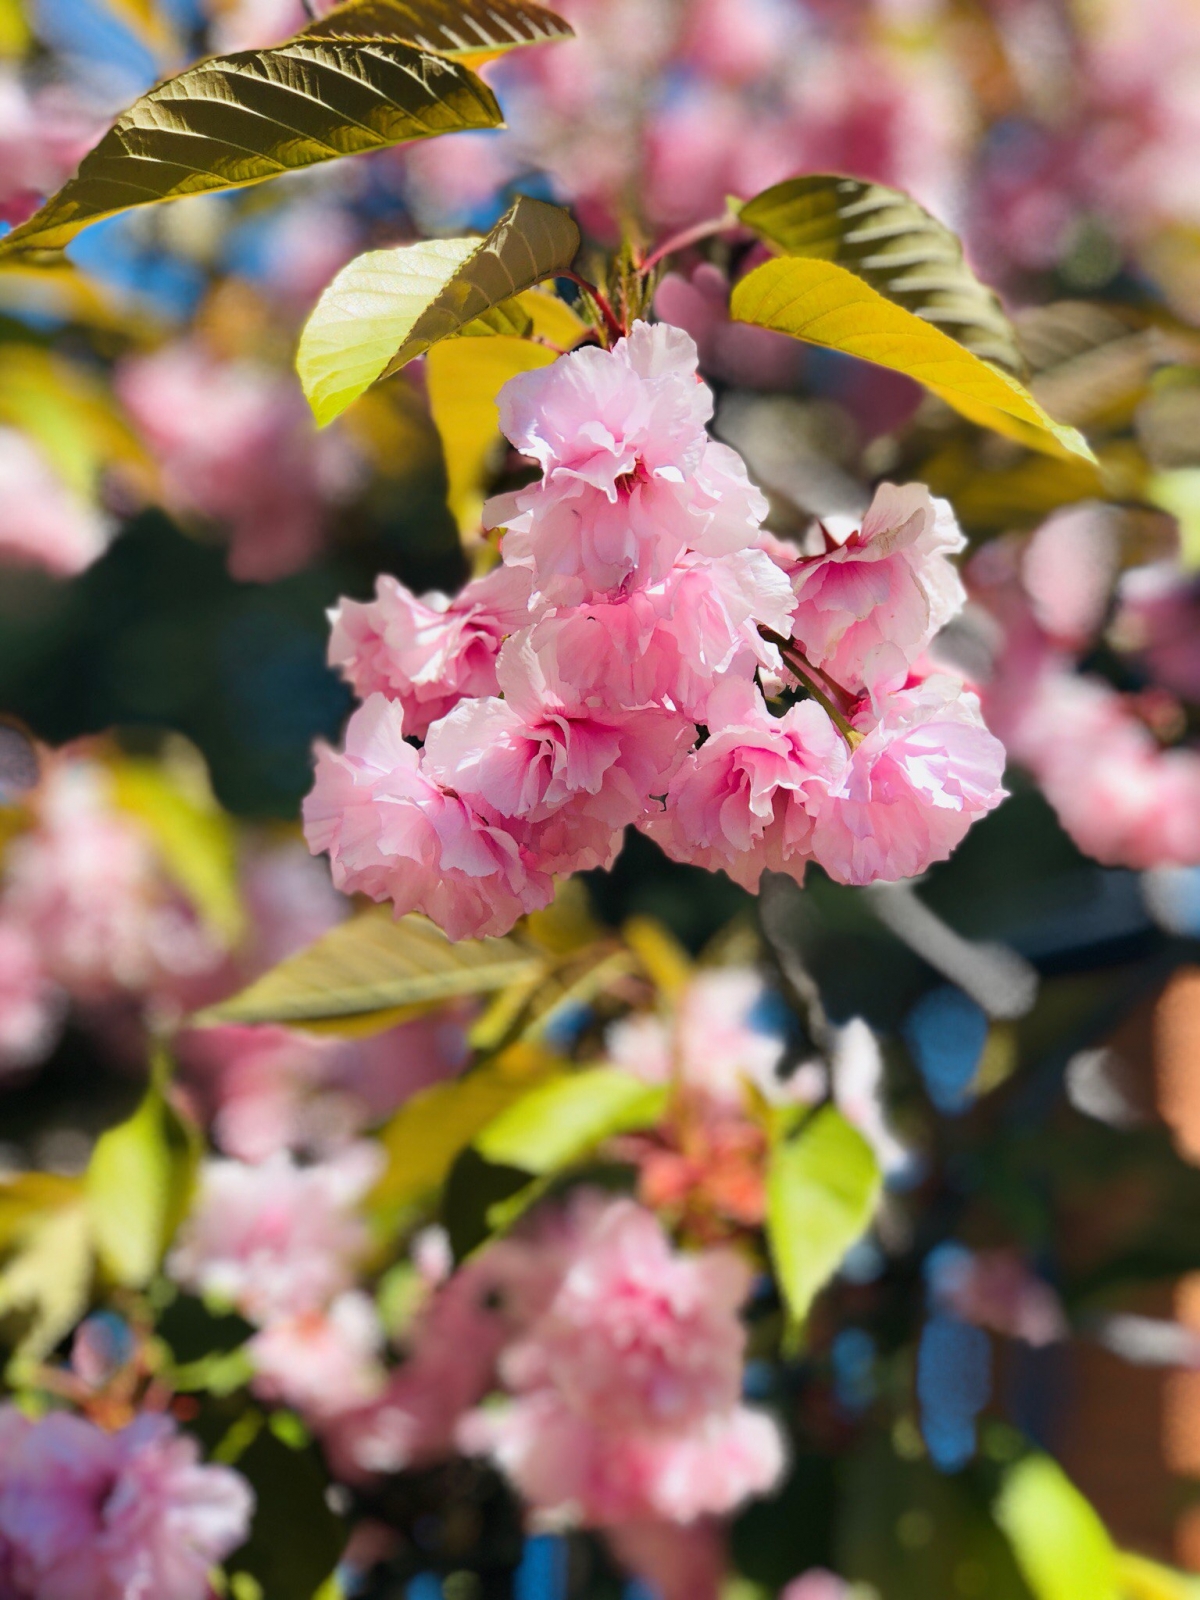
[305, 320, 1006, 940]
[0, 1402, 251, 1600]
[969, 504, 1200, 869]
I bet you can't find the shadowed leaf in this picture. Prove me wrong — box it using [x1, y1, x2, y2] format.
[193, 907, 543, 1029]
[304, 0, 572, 66]
[0, 39, 502, 259]
[298, 194, 580, 424]
[739, 174, 1024, 376]
[731, 256, 1096, 462]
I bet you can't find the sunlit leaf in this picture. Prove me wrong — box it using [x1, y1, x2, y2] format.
[298, 195, 579, 425]
[738, 174, 1024, 376]
[0, 1171, 82, 1251]
[0, 0, 28, 55]
[373, 1058, 554, 1211]
[1118, 1551, 1200, 1600]
[0, 1199, 92, 1367]
[730, 256, 1096, 463]
[110, 754, 243, 946]
[475, 1067, 667, 1175]
[995, 1454, 1119, 1600]
[621, 915, 692, 997]
[1149, 467, 1200, 570]
[426, 334, 557, 532]
[194, 908, 542, 1029]
[0, 261, 153, 338]
[86, 1077, 199, 1289]
[765, 1105, 881, 1322]
[304, 0, 572, 68]
[0, 39, 503, 260]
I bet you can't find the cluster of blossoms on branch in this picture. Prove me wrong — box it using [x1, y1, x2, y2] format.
[305, 320, 1006, 940]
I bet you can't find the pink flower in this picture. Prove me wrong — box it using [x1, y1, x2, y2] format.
[654, 264, 806, 392]
[642, 678, 845, 891]
[0, 70, 101, 227]
[1112, 562, 1200, 703]
[485, 321, 767, 604]
[0, 919, 61, 1073]
[811, 676, 1007, 885]
[781, 1573, 854, 1600]
[0, 426, 112, 576]
[327, 565, 532, 739]
[1020, 503, 1119, 649]
[781, 482, 967, 694]
[460, 1198, 784, 1526]
[605, 1519, 726, 1600]
[931, 1248, 1067, 1348]
[249, 1291, 387, 1423]
[423, 628, 693, 874]
[303, 694, 555, 940]
[3, 759, 224, 1002]
[0, 1407, 252, 1600]
[167, 1143, 381, 1323]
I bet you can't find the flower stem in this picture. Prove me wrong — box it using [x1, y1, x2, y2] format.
[759, 627, 861, 747]
[640, 211, 741, 274]
[562, 270, 625, 345]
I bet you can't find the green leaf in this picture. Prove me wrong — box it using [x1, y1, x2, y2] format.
[1149, 467, 1200, 570]
[730, 256, 1096, 463]
[0, 39, 502, 260]
[995, 1454, 1120, 1600]
[86, 1078, 199, 1288]
[0, 1199, 92, 1367]
[0, 344, 148, 500]
[373, 1060, 554, 1212]
[193, 907, 543, 1030]
[297, 193, 579, 425]
[227, 1423, 346, 1599]
[426, 333, 558, 532]
[1118, 1551, 1200, 1600]
[738, 174, 1025, 376]
[765, 1105, 881, 1322]
[475, 1067, 667, 1175]
[303, 0, 573, 66]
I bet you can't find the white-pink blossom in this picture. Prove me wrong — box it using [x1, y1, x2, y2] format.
[248, 1291, 387, 1422]
[781, 482, 967, 695]
[167, 1143, 382, 1324]
[811, 676, 1008, 885]
[328, 565, 532, 738]
[485, 321, 767, 604]
[642, 677, 844, 891]
[0, 1408, 252, 1600]
[0, 919, 61, 1073]
[460, 1197, 784, 1526]
[303, 694, 554, 940]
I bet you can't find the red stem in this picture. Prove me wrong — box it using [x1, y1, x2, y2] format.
[562, 270, 624, 344]
[640, 211, 740, 274]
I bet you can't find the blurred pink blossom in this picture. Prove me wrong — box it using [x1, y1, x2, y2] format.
[248, 1290, 388, 1422]
[117, 340, 360, 581]
[168, 1142, 382, 1323]
[0, 1407, 252, 1600]
[0, 71, 101, 227]
[0, 426, 113, 577]
[0, 919, 61, 1073]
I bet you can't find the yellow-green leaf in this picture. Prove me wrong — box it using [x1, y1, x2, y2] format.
[0, 39, 502, 260]
[0, 344, 148, 500]
[426, 334, 557, 532]
[373, 1059, 553, 1211]
[303, 0, 572, 67]
[298, 194, 579, 425]
[475, 1067, 667, 1175]
[730, 256, 1096, 463]
[1149, 467, 1200, 570]
[1118, 1551, 1200, 1600]
[110, 755, 243, 946]
[738, 174, 1024, 376]
[765, 1105, 881, 1322]
[86, 1080, 199, 1288]
[0, 1199, 92, 1367]
[194, 907, 542, 1029]
[995, 1454, 1119, 1600]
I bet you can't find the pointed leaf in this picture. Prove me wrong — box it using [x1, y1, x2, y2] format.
[0, 39, 502, 260]
[304, 0, 572, 66]
[426, 334, 557, 532]
[297, 194, 578, 424]
[373, 1059, 555, 1211]
[730, 256, 1096, 463]
[738, 174, 1024, 376]
[0, 1201, 92, 1366]
[995, 1454, 1119, 1600]
[766, 1105, 881, 1322]
[1117, 1552, 1200, 1600]
[193, 907, 543, 1029]
[87, 1081, 199, 1288]
[475, 1067, 667, 1175]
